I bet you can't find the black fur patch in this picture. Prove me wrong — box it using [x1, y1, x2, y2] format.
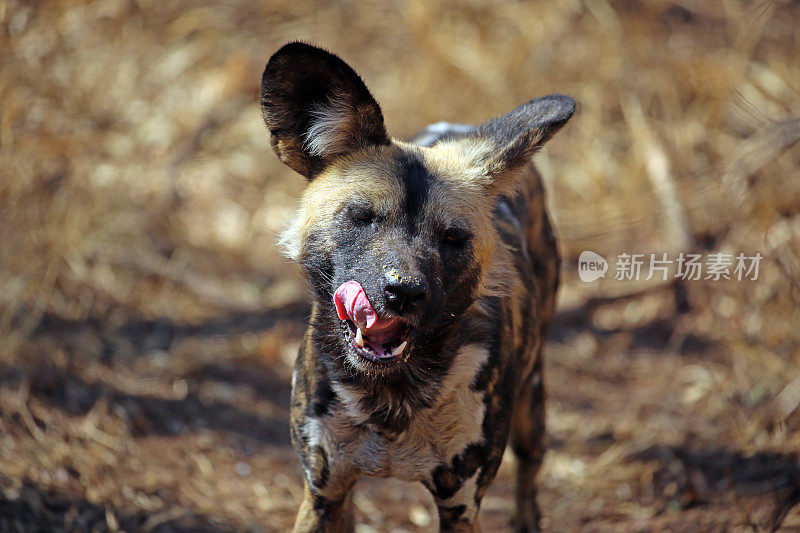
[431, 442, 487, 500]
[438, 505, 467, 529]
[311, 374, 335, 418]
[400, 157, 430, 223]
[310, 445, 329, 489]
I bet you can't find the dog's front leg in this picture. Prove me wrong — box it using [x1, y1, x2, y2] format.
[291, 416, 355, 532]
[293, 483, 354, 533]
[436, 503, 482, 533]
[429, 480, 485, 533]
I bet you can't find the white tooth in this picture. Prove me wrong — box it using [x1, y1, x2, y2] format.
[355, 328, 365, 348]
[392, 340, 408, 357]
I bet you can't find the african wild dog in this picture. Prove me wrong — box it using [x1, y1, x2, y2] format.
[260, 42, 574, 532]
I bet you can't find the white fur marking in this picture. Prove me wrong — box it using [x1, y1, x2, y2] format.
[330, 382, 369, 424]
[278, 211, 303, 260]
[303, 93, 354, 157]
[413, 121, 474, 147]
[439, 470, 480, 514]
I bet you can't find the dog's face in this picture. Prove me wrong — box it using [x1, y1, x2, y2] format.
[261, 43, 573, 378]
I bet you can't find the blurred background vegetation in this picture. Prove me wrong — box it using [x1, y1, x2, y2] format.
[1, 0, 799, 530]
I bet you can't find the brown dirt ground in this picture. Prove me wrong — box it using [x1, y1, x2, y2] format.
[1, 1, 800, 531]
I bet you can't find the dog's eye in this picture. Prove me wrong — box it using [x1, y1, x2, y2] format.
[442, 227, 470, 246]
[348, 206, 376, 225]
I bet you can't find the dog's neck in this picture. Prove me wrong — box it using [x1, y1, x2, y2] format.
[304, 299, 498, 435]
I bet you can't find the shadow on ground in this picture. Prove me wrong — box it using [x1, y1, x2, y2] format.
[0, 363, 291, 447]
[0, 480, 236, 533]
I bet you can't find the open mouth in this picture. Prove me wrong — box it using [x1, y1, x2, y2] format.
[343, 318, 411, 363]
[334, 280, 412, 364]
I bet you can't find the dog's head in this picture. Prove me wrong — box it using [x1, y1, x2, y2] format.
[261, 42, 573, 377]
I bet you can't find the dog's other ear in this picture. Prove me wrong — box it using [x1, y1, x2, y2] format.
[261, 42, 391, 179]
[479, 94, 575, 194]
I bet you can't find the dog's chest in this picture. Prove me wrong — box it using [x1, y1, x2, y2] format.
[317, 345, 490, 483]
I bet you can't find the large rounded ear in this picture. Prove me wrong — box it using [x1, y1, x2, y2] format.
[261, 42, 391, 179]
[479, 94, 575, 194]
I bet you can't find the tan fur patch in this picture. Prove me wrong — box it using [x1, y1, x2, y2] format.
[279, 144, 404, 259]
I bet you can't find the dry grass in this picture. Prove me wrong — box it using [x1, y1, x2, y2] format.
[1, 0, 799, 531]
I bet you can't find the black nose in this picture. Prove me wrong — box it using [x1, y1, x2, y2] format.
[383, 275, 427, 314]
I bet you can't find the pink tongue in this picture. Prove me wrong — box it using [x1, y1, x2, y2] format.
[333, 281, 401, 345]
[334, 281, 378, 329]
